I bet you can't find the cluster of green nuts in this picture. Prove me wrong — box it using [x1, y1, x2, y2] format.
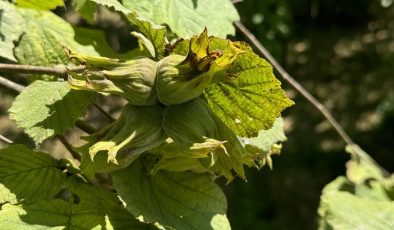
[68, 32, 256, 181]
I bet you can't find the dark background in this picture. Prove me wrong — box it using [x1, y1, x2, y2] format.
[226, 0, 394, 229]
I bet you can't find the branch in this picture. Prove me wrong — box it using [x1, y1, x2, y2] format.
[234, 21, 354, 146]
[0, 63, 85, 77]
[0, 75, 25, 92]
[0, 134, 14, 144]
[57, 135, 81, 161]
[93, 103, 115, 122]
[75, 119, 97, 134]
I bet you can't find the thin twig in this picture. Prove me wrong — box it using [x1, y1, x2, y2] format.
[235, 21, 390, 175]
[94, 103, 115, 122]
[0, 134, 14, 144]
[75, 119, 97, 134]
[234, 21, 354, 146]
[0, 75, 25, 92]
[231, 0, 243, 4]
[57, 135, 81, 161]
[0, 63, 85, 77]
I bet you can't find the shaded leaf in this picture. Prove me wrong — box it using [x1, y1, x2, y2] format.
[163, 99, 251, 181]
[73, 27, 144, 59]
[0, 145, 65, 204]
[112, 158, 231, 230]
[87, 0, 167, 59]
[71, 0, 96, 23]
[9, 81, 95, 144]
[0, 176, 155, 230]
[122, 0, 239, 38]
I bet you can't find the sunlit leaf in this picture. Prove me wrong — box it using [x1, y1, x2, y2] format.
[318, 145, 394, 230]
[16, 0, 64, 10]
[0, 1, 24, 61]
[9, 81, 95, 144]
[122, 0, 239, 38]
[204, 39, 294, 137]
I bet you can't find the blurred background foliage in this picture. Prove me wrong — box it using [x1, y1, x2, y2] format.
[0, 0, 393, 229]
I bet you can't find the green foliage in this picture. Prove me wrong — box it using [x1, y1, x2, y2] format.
[0, 0, 294, 228]
[204, 46, 294, 137]
[9, 81, 95, 144]
[16, 0, 64, 10]
[0, 145, 154, 229]
[0, 145, 65, 204]
[9, 4, 97, 80]
[0, 1, 23, 61]
[112, 158, 230, 230]
[71, 0, 96, 24]
[122, 0, 239, 38]
[318, 145, 394, 230]
[240, 117, 287, 169]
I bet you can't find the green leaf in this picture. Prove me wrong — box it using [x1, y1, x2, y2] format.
[122, 0, 239, 38]
[71, 0, 96, 23]
[66, 177, 157, 230]
[318, 177, 394, 230]
[240, 117, 287, 152]
[112, 158, 231, 230]
[0, 177, 155, 230]
[204, 40, 294, 137]
[73, 27, 144, 59]
[0, 145, 65, 204]
[86, 0, 167, 59]
[239, 117, 287, 169]
[9, 81, 95, 144]
[345, 144, 387, 184]
[318, 145, 394, 230]
[126, 13, 167, 59]
[0, 1, 24, 61]
[16, 0, 64, 10]
[13, 7, 100, 78]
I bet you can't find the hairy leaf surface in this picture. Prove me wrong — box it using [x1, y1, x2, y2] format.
[318, 145, 394, 230]
[9, 81, 95, 144]
[0, 1, 24, 61]
[0, 176, 154, 230]
[12, 6, 102, 79]
[122, 0, 239, 38]
[112, 158, 231, 230]
[0, 145, 65, 204]
[204, 40, 294, 137]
